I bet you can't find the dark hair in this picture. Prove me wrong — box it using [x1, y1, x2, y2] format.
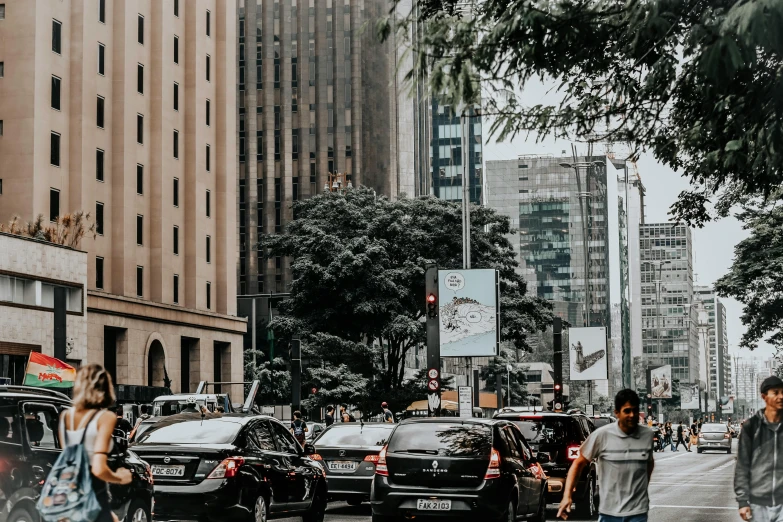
[614, 389, 641, 412]
[326, 405, 334, 413]
[340, 403, 348, 410]
[293, 410, 302, 419]
[140, 404, 149, 415]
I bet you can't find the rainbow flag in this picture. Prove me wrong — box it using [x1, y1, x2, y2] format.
[23, 352, 76, 388]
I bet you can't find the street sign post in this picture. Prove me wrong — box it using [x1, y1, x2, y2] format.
[458, 386, 473, 418]
[425, 264, 441, 416]
[585, 404, 594, 416]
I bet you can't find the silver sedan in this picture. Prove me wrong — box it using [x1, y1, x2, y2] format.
[697, 423, 732, 453]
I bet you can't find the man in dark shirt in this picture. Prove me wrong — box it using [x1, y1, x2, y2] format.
[325, 405, 335, 427]
[382, 402, 394, 423]
[114, 405, 133, 438]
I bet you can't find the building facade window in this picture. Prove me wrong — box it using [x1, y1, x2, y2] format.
[206, 10, 211, 36]
[136, 164, 143, 194]
[137, 63, 144, 94]
[173, 130, 179, 158]
[52, 20, 62, 54]
[173, 82, 179, 110]
[97, 96, 105, 128]
[174, 0, 179, 17]
[206, 190, 211, 217]
[99, 0, 105, 23]
[49, 189, 60, 221]
[173, 178, 179, 206]
[136, 266, 143, 297]
[137, 14, 144, 44]
[51, 76, 61, 110]
[206, 55, 210, 81]
[96, 257, 104, 289]
[0, 62, 4, 77]
[206, 99, 210, 126]
[173, 274, 179, 303]
[137, 114, 143, 143]
[174, 36, 179, 64]
[206, 235, 211, 263]
[173, 226, 179, 255]
[0, 5, 5, 20]
[136, 215, 143, 245]
[206, 144, 210, 171]
[206, 282, 211, 309]
[96, 149, 104, 181]
[50, 132, 61, 166]
[95, 202, 104, 235]
[98, 43, 105, 74]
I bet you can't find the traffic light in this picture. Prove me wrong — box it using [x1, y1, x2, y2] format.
[546, 400, 554, 411]
[427, 293, 438, 319]
[553, 383, 563, 412]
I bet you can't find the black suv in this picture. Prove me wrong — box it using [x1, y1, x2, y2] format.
[494, 410, 599, 518]
[370, 418, 547, 522]
[0, 385, 154, 522]
[131, 413, 327, 521]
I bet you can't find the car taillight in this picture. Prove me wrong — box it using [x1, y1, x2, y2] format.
[484, 448, 501, 480]
[375, 445, 389, 477]
[309, 454, 323, 461]
[207, 457, 245, 479]
[566, 445, 581, 460]
[364, 454, 380, 463]
[528, 462, 546, 480]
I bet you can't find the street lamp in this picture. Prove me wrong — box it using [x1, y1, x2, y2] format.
[506, 364, 513, 407]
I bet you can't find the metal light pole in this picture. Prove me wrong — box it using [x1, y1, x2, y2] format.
[506, 364, 513, 407]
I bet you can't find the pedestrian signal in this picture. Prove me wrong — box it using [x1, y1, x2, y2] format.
[427, 293, 438, 318]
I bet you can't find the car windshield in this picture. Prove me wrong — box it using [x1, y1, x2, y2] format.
[592, 418, 613, 428]
[388, 423, 491, 457]
[701, 423, 728, 433]
[511, 417, 578, 444]
[315, 425, 394, 447]
[153, 399, 211, 416]
[135, 419, 242, 444]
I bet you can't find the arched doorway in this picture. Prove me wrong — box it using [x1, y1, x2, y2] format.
[147, 340, 166, 387]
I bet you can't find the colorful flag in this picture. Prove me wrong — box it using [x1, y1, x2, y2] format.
[24, 352, 76, 388]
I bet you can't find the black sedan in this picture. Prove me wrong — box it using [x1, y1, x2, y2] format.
[370, 418, 547, 522]
[309, 423, 395, 505]
[132, 413, 327, 522]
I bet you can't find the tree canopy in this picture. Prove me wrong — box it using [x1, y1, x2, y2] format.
[383, 0, 783, 225]
[715, 204, 783, 349]
[254, 188, 553, 414]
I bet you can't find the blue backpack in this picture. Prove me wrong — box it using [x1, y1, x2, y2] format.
[36, 410, 103, 522]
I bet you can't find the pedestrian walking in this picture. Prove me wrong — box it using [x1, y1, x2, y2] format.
[57, 364, 132, 522]
[290, 410, 309, 446]
[665, 422, 674, 451]
[325, 405, 335, 427]
[340, 403, 356, 422]
[114, 404, 132, 439]
[128, 404, 150, 441]
[674, 421, 690, 452]
[735, 375, 783, 522]
[381, 402, 394, 423]
[557, 389, 654, 521]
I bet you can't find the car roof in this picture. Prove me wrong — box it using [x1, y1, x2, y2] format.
[323, 422, 394, 428]
[153, 394, 225, 401]
[142, 412, 283, 425]
[400, 417, 506, 426]
[0, 385, 72, 402]
[495, 411, 574, 419]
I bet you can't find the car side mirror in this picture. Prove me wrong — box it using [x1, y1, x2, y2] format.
[303, 443, 316, 455]
[536, 452, 552, 464]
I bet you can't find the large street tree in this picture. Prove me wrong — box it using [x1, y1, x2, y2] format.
[715, 204, 783, 349]
[382, 0, 783, 225]
[259, 188, 553, 413]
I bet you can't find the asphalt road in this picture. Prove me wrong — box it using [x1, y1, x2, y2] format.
[276, 440, 740, 522]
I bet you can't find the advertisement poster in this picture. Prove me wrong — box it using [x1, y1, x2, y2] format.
[568, 327, 608, 381]
[723, 397, 734, 414]
[650, 365, 673, 399]
[680, 382, 701, 410]
[438, 269, 500, 357]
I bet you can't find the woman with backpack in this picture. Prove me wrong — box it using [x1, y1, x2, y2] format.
[57, 364, 132, 522]
[290, 410, 309, 447]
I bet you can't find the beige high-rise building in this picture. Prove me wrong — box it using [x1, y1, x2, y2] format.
[0, 0, 246, 399]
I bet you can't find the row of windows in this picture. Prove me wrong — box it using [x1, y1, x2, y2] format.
[95, 259, 211, 309]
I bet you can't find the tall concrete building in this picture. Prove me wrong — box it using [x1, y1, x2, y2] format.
[486, 155, 646, 396]
[236, 0, 419, 296]
[694, 286, 731, 401]
[0, 0, 245, 398]
[638, 223, 699, 384]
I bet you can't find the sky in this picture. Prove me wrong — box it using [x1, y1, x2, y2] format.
[481, 84, 775, 365]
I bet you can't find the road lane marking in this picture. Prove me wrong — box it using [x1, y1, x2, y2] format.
[650, 505, 737, 510]
[654, 452, 692, 462]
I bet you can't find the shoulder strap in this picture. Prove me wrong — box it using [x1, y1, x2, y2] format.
[79, 410, 99, 445]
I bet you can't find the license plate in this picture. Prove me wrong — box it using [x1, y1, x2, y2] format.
[327, 461, 357, 472]
[417, 499, 451, 511]
[151, 465, 185, 477]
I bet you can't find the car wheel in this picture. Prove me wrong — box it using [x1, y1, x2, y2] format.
[498, 500, 516, 522]
[125, 499, 151, 522]
[302, 486, 327, 522]
[697, 448, 703, 454]
[254, 494, 268, 522]
[8, 506, 37, 522]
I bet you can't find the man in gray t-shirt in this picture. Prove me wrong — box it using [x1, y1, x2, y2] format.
[557, 389, 655, 522]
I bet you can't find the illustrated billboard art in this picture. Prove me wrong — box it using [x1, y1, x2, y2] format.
[680, 382, 701, 409]
[438, 269, 500, 357]
[650, 365, 673, 399]
[568, 327, 608, 381]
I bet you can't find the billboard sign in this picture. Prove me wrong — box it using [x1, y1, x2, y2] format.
[650, 365, 672, 399]
[680, 382, 701, 410]
[458, 386, 473, 418]
[723, 397, 734, 414]
[568, 327, 608, 381]
[438, 269, 500, 357]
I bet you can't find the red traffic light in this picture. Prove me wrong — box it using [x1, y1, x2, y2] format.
[427, 293, 437, 304]
[554, 384, 561, 391]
